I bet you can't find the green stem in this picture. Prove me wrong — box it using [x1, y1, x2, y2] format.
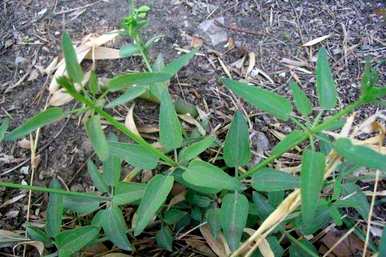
[241, 100, 363, 179]
[63, 82, 177, 167]
[0, 182, 109, 200]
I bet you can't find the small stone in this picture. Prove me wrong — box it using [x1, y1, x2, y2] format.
[198, 17, 228, 46]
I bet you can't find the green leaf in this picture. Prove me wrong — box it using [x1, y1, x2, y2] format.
[379, 227, 386, 257]
[220, 192, 249, 251]
[63, 195, 100, 215]
[103, 133, 121, 187]
[156, 225, 173, 251]
[87, 160, 109, 193]
[161, 49, 197, 76]
[109, 141, 159, 169]
[290, 81, 312, 116]
[179, 136, 216, 162]
[27, 225, 51, 245]
[223, 79, 292, 121]
[252, 168, 299, 192]
[301, 150, 325, 232]
[288, 238, 319, 257]
[163, 209, 187, 225]
[0, 118, 9, 142]
[360, 62, 378, 96]
[315, 48, 337, 109]
[88, 71, 99, 95]
[62, 32, 83, 84]
[159, 89, 183, 151]
[101, 207, 132, 251]
[7, 108, 64, 141]
[119, 43, 140, 57]
[206, 208, 221, 238]
[334, 138, 386, 171]
[85, 115, 109, 161]
[134, 175, 174, 236]
[55, 226, 99, 257]
[252, 192, 275, 220]
[223, 111, 251, 167]
[182, 160, 243, 192]
[334, 183, 369, 219]
[271, 130, 306, 156]
[47, 179, 64, 238]
[112, 182, 146, 206]
[299, 200, 331, 235]
[108, 72, 171, 92]
[106, 85, 148, 108]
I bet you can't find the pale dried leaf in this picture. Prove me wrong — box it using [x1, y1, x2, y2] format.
[125, 103, 140, 136]
[246, 52, 256, 77]
[84, 47, 121, 60]
[302, 34, 331, 47]
[179, 114, 206, 136]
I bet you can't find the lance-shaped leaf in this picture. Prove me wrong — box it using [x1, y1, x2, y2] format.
[252, 168, 300, 192]
[179, 136, 216, 162]
[87, 160, 109, 193]
[156, 225, 173, 251]
[161, 49, 197, 76]
[102, 134, 121, 187]
[223, 111, 251, 167]
[334, 183, 369, 219]
[159, 89, 183, 151]
[315, 48, 337, 109]
[62, 32, 83, 84]
[206, 208, 221, 238]
[271, 130, 306, 156]
[290, 81, 312, 116]
[27, 225, 51, 246]
[55, 226, 100, 257]
[119, 43, 140, 57]
[334, 138, 386, 171]
[63, 195, 100, 215]
[220, 192, 249, 251]
[47, 179, 64, 238]
[108, 72, 171, 92]
[301, 150, 326, 232]
[134, 175, 174, 236]
[223, 79, 292, 121]
[101, 207, 132, 251]
[182, 160, 242, 192]
[106, 85, 148, 108]
[7, 108, 64, 141]
[112, 182, 146, 206]
[85, 115, 109, 161]
[109, 141, 159, 169]
[0, 118, 9, 142]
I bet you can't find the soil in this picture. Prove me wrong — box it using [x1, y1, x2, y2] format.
[0, 0, 385, 256]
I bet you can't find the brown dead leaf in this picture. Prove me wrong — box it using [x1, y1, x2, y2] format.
[200, 224, 228, 257]
[185, 238, 217, 257]
[320, 229, 369, 257]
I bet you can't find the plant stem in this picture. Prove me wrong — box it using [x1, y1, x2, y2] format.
[0, 182, 109, 200]
[241, 100, 364, 179]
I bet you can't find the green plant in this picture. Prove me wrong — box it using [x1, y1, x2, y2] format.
[1, 4, 386, 257]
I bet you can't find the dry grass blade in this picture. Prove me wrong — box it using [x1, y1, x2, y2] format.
[302, 34, 331, 47]
[125, 103, 140, 136]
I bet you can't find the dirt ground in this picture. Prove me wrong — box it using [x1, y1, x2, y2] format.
[0, 0, 385, 256]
